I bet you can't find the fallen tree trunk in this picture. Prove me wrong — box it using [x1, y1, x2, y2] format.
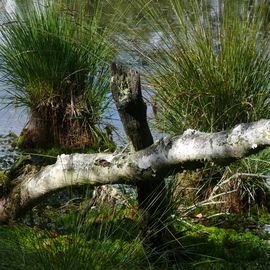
[1, 119, 270, 222]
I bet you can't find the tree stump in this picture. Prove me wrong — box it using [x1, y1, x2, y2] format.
[110, 62, 169, 254]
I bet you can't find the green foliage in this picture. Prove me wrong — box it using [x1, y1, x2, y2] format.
[0, 0, 114, 147]
[0, 176, 270, 269]
[0, 171, 9, 185]
[1, 211, 269, 270]
[0, 225, 145, 270]
[138, 0, 270, 134]
[0, 171, 10, 197]
[0, 194, 148, 270]
[227, 150, 270, 211]
[132, 0, 270, 214]
[179, 222, 270, 270]
[0, 0, 111, 108]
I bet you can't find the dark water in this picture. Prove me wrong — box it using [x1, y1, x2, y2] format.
[0, 93, 26, 169]
[0, 133, 19, 169]
[0, 102, 26, 136]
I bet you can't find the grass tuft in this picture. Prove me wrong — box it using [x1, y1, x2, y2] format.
[0, 0, 114, 148]
[136, 0, 270, 134]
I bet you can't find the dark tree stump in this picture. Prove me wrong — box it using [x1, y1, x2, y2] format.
[110, 62, 169, 254]
[110, 62, 153, 150]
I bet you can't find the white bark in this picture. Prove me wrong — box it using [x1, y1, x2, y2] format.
[1, 119, 270, 222]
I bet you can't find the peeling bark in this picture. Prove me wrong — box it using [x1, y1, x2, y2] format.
[0, 119, 270, 222]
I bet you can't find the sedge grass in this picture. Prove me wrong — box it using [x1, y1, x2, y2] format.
[0, 0, 114, 147]
[128, 0, 270, 214]
[135, 0, 270, 134]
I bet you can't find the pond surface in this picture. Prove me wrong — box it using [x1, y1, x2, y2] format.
[0, 0, 28, 137]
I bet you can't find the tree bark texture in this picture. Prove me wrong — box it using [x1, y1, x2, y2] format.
[110, 62, 167, 250]
[110, 62, 153, 150]
[110, 62, 166, 207]
[1, 119, 270, 223]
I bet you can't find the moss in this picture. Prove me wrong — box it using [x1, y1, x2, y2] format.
[24, 143, 115, 166]
[7, 154, 33, 180]
[0, 223, 145, 270]
[0, 171, 9, 185]
[175, 221, 270, 269]
[1, 198, 269, 270]
[0, 171, 11, 196]
[16, 130, 26, 148]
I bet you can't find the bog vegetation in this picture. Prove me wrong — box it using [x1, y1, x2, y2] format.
[0, 0, 270, 269]
[0, 0, 113, 149]
[135, 0, 270, 217]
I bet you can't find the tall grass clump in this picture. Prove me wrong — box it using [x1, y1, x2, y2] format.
[131, 0, 270, 213]
[0, 0, 113, 148]
[139, 0, 270, 134]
